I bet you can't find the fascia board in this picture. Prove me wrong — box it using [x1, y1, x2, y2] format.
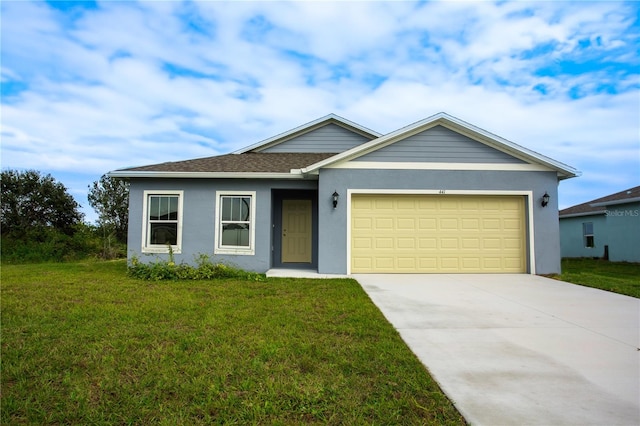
[107, 171, 312, 179]
[437, 116, 580, 179]
[301, 112, 580, 179]
[559, 211, 606, 219]
[590, 197, 640, 207]
[233, 114, 381, 154]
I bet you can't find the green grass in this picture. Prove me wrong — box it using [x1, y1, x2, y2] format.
[1, 261, 464, 425]
[558, 258, 640, 298]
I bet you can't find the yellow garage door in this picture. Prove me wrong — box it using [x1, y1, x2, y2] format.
[351, 194, 526, 273]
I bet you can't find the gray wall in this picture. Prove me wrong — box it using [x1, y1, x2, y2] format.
[128, 170, 566, 275]
[560, 201, 640, 262]
[128, 178, 317, 272]
[317, 168, 562, 275]
[260, 123, 371, 153]
[355, 125, 525, 163]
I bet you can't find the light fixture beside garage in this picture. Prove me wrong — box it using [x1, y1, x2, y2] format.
[332, 191, 339, 209]
[541, 192, 550, 207]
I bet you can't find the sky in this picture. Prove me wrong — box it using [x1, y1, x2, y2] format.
[2, 0, 639, 223]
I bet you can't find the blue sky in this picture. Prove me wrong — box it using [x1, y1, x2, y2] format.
[2, 0, 639, 223]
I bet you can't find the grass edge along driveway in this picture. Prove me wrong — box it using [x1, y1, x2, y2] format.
[1, 261, 465, 425]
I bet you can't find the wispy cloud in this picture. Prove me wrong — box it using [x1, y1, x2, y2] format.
[1, 0, 638, 219]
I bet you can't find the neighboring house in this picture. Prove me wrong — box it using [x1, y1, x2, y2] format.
[109, 112, 578, 275]
[559, 186, 640, 262]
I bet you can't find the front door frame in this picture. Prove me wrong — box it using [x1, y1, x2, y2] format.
[272, 189, 318, 269]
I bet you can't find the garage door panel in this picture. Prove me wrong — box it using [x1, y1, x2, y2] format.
[419, 218, 437, 230]
[374, 257, 394, 269]
[440, 238, 459, 249]
[374, 199, 393, 209]
[351, 194, 526, 273]
[375, 218, 394, 229]
[353, 237, 372, 249]
[397, 257, 416, 269]
[397, 218, 416, 229]
[352, 257, 372, 269]
[375, 238, 394, 249]
[397, 238, 415, 249]
[419, 238, 437, 249]
[462, 238, 480, 249]
[353, 217, 372, 230]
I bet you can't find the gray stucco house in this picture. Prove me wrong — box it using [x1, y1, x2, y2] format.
[110, 113, 578, 275]
[559, 186, 640, 262]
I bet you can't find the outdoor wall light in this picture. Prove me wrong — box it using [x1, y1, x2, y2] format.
[541, 192, 550, 207]
[332, 191, 339, 209]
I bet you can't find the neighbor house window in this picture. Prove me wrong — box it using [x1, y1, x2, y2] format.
[215, 191, 256, 255]
[583, 222, 594, 248]
[142, 190, 183, 253]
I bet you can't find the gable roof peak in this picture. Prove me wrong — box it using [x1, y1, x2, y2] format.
[300, 112, 579, 180]
[233, 113, 381, 154]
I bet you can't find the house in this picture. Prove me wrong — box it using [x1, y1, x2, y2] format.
[559, 186, 640, 262]
[109, 112, 579, 275]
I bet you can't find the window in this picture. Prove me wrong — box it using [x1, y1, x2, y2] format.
[142, 191, 183, 253]
[583, 222, 594, 248]
[215, 191, 256, 255]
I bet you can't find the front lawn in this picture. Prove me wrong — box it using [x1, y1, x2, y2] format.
[1, 261, 464, 425]
[559, 258, 640, 298]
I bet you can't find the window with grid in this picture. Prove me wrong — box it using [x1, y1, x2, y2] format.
[215, 192, 255, 255]
[142, 191, 183, 253]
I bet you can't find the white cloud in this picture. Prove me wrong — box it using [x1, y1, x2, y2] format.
[1, 0, 638, 221]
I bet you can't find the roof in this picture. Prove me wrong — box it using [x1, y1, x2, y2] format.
[109, 153, 335, 179]
[300, 112, 579, 180]
[559, 186, 640, 218]
[109, 112, 580, 180]
[234, 113, 381, 154]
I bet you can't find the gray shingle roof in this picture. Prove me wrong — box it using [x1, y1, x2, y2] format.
[559, 186, 640, 217]
[117, 152, 337, 173]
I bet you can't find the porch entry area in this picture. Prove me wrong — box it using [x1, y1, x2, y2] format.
[271, 190, 318, 269]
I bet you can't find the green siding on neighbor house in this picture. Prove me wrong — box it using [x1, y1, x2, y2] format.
[560, 201, 640, 262]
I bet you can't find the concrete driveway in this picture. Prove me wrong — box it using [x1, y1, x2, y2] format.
[354, 274, 640, 426]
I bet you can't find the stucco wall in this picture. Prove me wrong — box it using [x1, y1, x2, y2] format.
[128, 178, 317, 271]
[128, 169, 565, 274]
[317, 168, 562, 275]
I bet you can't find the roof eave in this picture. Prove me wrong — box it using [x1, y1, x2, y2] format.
[590, 197, 640, 207]
[559, 210, 606, 219]
[107, 170, 312, 179]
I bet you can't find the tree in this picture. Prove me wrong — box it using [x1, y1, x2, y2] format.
[87, 174, 129, 243]
[1, 169, 83, 237]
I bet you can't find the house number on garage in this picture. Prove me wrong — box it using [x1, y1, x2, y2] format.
[439, 190, 446, 194]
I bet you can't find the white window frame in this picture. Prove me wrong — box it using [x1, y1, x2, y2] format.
[141, 190, 184, 254]
[583, 222, 595, 248]
[214, 191, 256, 255]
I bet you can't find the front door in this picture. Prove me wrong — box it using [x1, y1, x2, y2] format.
[282, 199, 312, 263]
